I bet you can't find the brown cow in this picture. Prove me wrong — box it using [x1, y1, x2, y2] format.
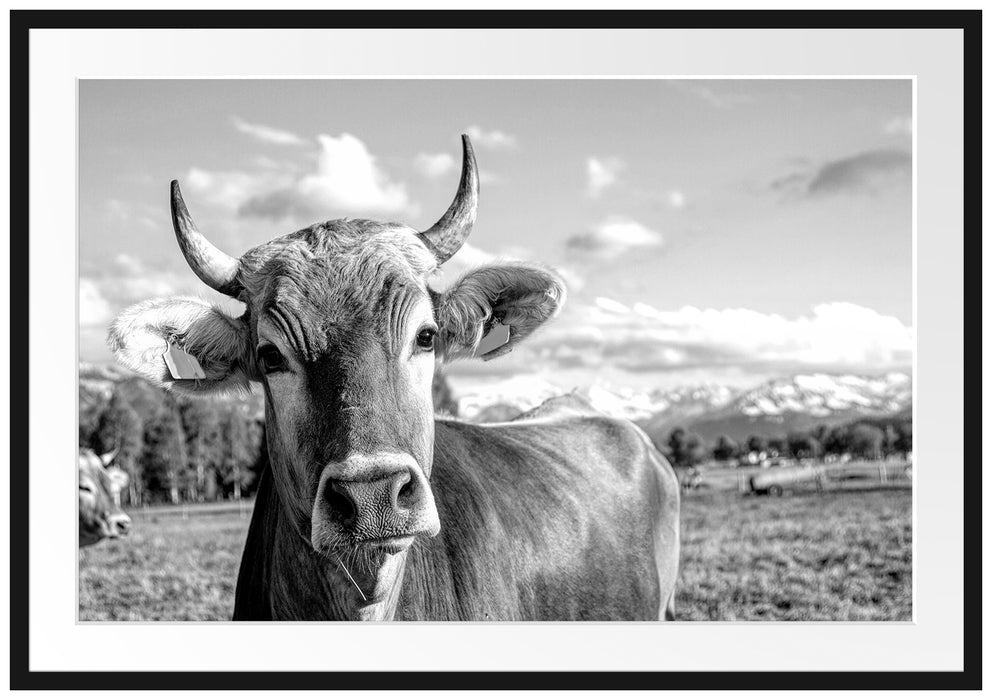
[108, 135, 680, 620]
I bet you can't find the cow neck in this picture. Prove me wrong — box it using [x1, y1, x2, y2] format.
[333, 548, 410, 621]
[273, 513, 413, 621]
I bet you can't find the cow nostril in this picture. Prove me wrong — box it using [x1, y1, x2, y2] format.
[327, 481, 357, 526]
[394, 471, 416, 510]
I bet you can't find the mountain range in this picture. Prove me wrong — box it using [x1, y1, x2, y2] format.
[455, 371, 912, 442]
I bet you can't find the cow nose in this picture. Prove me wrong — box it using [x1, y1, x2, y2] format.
[326, 471, 415, 527]
[313, 453, 440, 548]
[110, 514, 131, 536]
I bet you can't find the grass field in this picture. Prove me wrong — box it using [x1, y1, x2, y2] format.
[79, 487, 911, 622]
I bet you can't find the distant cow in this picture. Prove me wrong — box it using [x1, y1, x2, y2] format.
[109, 135, 681, 620]
[78, 448, 131, 547]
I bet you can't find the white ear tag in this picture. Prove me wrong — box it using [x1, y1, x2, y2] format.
[475, 321, 511, 358]
[163, 342, 206, 380]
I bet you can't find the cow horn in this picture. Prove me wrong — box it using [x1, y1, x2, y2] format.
[171, 180, 242, 296]
[100, 445, 119, 467]
[417, 134, 479, 263]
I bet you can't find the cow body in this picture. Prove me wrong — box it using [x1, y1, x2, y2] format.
[235, 399, 680, 621]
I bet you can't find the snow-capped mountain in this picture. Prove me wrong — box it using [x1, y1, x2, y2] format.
[454, 377, 734, 423]
[675, 372, 912, 442]
[454, 376, 569, 422]
[456, 371, 912, 440]
[734, 372, 911, 418]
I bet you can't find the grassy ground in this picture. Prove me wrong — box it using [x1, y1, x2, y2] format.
[79, 505, 248, 621]
[79, 487, 911, 621]
[676, 487, 912, 621]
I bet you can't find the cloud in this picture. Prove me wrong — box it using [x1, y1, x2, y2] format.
[883, 116, 913, 137]
[79, 278, 114, 326]
[771, 149, 911, 199]
[234, 133, 412, 220]
[807, 150, 911, 196]
[465, 125, 517, 150]
[414, 152, 456, 179]
[185, 167, 285, 212]
[594, 296, 631, 315]
[586, 157, 624, 198]
[529, 300, 913, 376]
[231, 116, 306, 146]
[565, 217, 663, 259]
[666, 190, 686, 209]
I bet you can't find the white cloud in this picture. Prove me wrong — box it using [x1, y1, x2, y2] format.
[185, 167, 282, 212]
[79, 278, 114, 326]
[296, 133, 409, 214]
[414, 152, 457, 179]
[666, 190, 686, 209]
[231, 116, 306, 146]
[586, 157, 623, 198]
[595, 297, 631, 315]
[629, 302, 912, 365]
[566, 217, 663, 258]
[193, 133, 413, 220]
[883, 116, 913, 137]
[533, 299, 913, 374]
[465, 125, 517, 150]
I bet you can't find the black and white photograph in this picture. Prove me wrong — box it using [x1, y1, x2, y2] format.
[10, 10, 978, 688]
[77, 78, 914, 622]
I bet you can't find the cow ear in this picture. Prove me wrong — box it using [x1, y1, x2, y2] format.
[435, 264, 566, 361]
[108, 296, 254, 394]
[106, 467, 130, 490]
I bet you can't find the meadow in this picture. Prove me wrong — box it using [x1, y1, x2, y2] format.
[79, 486, 912, 622]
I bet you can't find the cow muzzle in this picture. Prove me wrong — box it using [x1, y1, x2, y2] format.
[311, 453, 440, 555]
[108, 512, 131, 538]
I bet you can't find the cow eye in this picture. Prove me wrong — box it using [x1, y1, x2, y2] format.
[416, 327, 436, 351]
[258, 344, 286, 373]
[79, 483, 94, 494]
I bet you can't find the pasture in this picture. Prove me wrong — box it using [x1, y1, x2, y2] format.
[79, 486, 911, 622]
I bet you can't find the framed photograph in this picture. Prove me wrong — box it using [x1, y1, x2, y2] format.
[9, 7, 980, 691]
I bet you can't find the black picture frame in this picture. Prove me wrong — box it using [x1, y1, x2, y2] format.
[8, 8, 981, 691]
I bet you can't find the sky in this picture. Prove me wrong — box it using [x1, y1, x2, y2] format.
[78, 79, 913, 394]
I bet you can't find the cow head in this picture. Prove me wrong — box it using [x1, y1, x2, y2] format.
[79, 447, 131, 547]
[109, 136, 565, 591]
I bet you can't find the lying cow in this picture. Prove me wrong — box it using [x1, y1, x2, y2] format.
[109, 135, 680, 620]
[78, 447, 131, 547]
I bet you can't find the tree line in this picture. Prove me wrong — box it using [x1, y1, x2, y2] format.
[79, 376, 265, 506]
[661, 417, 912, 468]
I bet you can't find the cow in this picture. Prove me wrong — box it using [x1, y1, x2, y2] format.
[78, 447, 131, 547]
[108, 135, 681, 621]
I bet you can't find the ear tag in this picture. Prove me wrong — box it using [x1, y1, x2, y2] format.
[163, 342, 206, 380]
[475, 321, 511, 358]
